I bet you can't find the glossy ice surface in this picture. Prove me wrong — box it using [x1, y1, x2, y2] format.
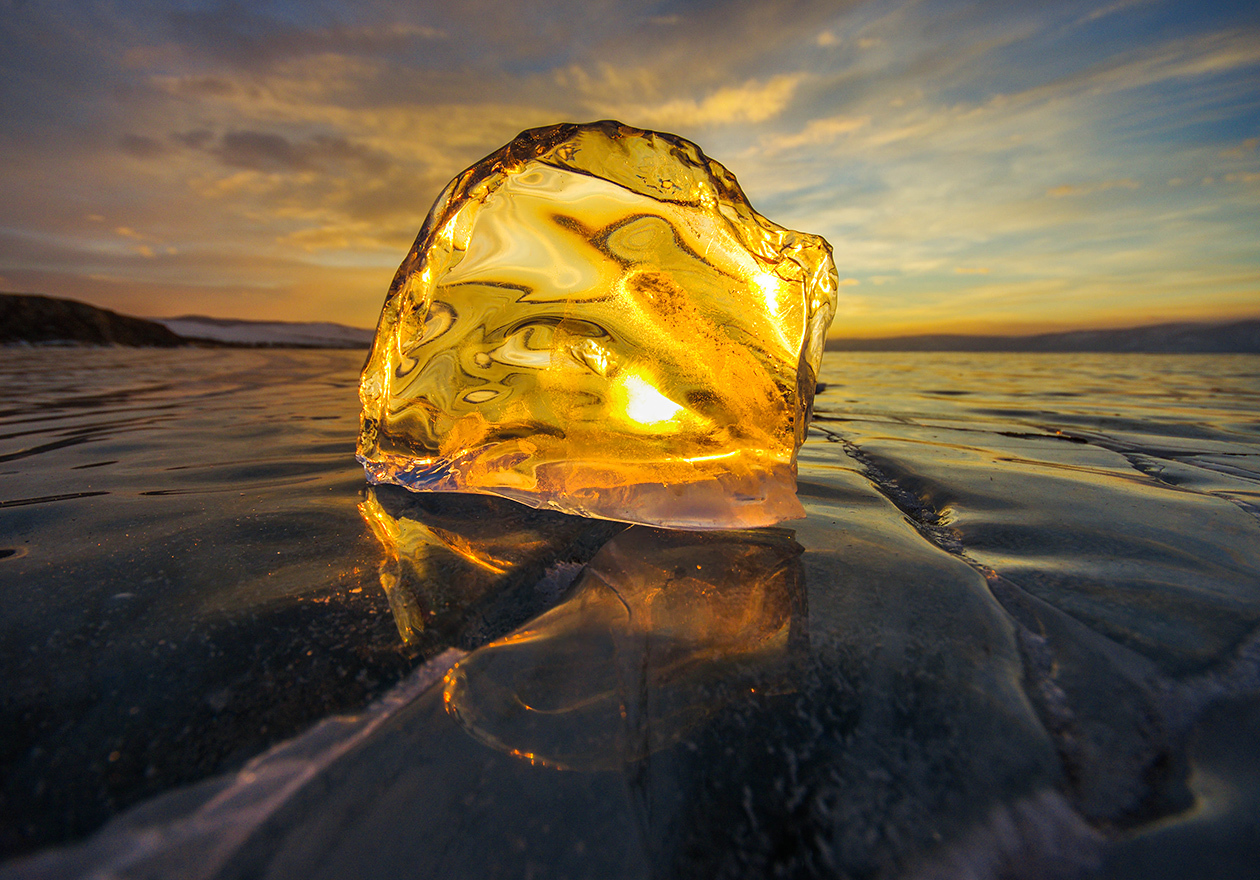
[358, 121, 838, 528]
[4, 350, 1259, 879]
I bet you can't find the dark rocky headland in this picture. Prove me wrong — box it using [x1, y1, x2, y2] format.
[0, 293, 187, 347]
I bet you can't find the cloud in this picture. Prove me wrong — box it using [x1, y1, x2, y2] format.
[1046, 179, 1140, 197]
[1073, 0, 1157, 26]
[1220, 137, 1259, 158]
[159, 76, 240, 99]
[630, 74, 807, 127]
[172, 129, 214, 149]
[166, 5, 445, 68]
[1030, 29, 1260, 99]
[761, 114, 869, 154]
[119, 133, 168, 159]
[214, 131, 308, 171]
[210, 131, 391, 175]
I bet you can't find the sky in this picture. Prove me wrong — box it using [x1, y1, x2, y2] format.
[1, 0, 1257, 337]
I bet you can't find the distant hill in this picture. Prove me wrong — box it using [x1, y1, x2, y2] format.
[0, 293, 374, 348]
[827, 320, 1260, 353]
[0, 293, 186, 347]
[155, 316, 373, 349]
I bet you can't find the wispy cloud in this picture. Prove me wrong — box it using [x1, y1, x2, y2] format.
[1073, 0, 1158, 26]
[618, 75, 808, 127]
[760, 114, 870, 155]
[1046, 179, 1141, 197]
[1221, 137, 1260, 158]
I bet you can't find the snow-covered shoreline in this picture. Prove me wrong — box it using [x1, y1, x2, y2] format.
[155, 316, 373, 349]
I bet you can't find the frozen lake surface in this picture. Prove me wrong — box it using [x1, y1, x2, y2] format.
[1, 348, 1258, 878]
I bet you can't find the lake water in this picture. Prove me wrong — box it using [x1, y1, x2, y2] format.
[1, 348, 1258, 878]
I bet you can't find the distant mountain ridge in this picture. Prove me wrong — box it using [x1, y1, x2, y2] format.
[7, 292, 1258, 354]
[0, 293, 372, 348]
[827, 320, 1260, 353]
[155, 315, 373, 349]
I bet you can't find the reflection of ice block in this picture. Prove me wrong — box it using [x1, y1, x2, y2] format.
[442, 526, 806, 770]
[358, 120, 838, 528]
[358, 485, 622, 647]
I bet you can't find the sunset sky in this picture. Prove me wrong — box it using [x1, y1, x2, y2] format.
[1, 0, 1257, 337]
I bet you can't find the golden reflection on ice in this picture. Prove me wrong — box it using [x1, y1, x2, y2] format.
[752, 270, 780, 315]
[441, 525, 806, 770]
[613, 372, 686, 426]
[358, 486, 620, 646]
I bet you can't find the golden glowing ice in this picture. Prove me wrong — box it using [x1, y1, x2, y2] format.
[358, 120, 838, 528]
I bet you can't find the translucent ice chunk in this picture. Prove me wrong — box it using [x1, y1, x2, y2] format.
[358, 120, 838, 528]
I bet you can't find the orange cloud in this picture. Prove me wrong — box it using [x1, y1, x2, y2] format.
[1047, 179, 1140, 197]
